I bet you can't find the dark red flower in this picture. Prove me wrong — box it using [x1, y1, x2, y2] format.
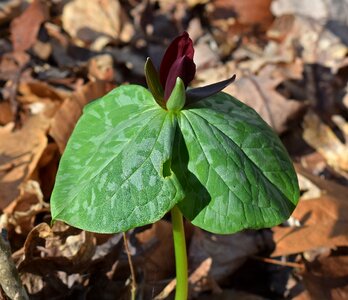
[145, 31, 236, 109]
[159, 32, 196, 100]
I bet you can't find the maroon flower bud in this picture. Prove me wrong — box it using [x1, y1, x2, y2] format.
[144, 31, 236, 109]
[159, 32, 196, 100]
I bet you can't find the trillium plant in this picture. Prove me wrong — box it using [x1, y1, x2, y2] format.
[51, 32, 299, 299]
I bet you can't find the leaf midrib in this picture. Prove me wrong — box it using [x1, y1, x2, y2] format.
[182, 109, 292, 211]
[54, 107, 164, 217]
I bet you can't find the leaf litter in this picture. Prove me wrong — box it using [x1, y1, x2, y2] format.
[1, 0, 348, 299]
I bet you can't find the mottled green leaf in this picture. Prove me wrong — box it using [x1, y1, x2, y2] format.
[51, 85, 184, 233]
[176, 92, 299, 234]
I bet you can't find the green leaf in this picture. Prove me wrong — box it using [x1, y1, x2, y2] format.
[176, 92, 299, 234]
[51, 85, 184, 233]
[166, 77, 186, 112]
[144, 58, 164, 107]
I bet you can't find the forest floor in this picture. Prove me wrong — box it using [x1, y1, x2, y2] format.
[1, 0, 348, 299]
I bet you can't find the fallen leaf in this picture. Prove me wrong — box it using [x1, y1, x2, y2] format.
[88, 54, 115, 82]
[0, 0, 22, 26]
[18, 222, 96, 275]
[186, 0, 210, 7]
[18, 80, 67, 103]
[194, 42, 221, 70]
[0, 52, 29, 81]
[272, 0, 348, 42]
[136, 221, 175, 282]
[154, 256, 222, 300]
[36, 143, 60, 200]
[62, 0, 134, 45]
[49, 80, 114, 153]
[0, 102, 13, 125]
[303, 111, 348, 173]
[272, 165, 348, 257]
[207, 0, 274, 33]
[0, 115, 49, 209]
[271, 0, 328, 19]
[268, 15, 347, 71]
[10, 0, 48, 52]
[302, 252, 348, 300]
[189, 228, 269, 282]
[1, 180, 49, 236]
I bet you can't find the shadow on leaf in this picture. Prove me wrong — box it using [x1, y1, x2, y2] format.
[171, 126, 211, 221]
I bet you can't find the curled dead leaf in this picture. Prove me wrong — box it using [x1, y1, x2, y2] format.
[0, 115, 49, 209]
[0, 0, 22, 26]
[1, 180, 49, 236]
[88, 54, 115, 82]
[207, 0, 274, 33]
[18, 222, 96, 275]
[303, 111, 348, 172]
[272, 165, 348, 257]
[62, 0, 134, 45]
[10, 0, 48, 52]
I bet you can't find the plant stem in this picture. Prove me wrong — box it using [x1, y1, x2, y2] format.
[171, 205, 188, 300]
[123, 232, 136, 300]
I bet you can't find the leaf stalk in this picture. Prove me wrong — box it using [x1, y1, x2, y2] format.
[171, 205, 188, 300]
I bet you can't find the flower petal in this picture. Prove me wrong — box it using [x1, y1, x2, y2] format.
[159, 32, 195, 89]
[164, 55, 196, 100]
[186, 75, 236, 106]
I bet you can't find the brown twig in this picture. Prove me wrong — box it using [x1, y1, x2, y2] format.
[0, 231, 29, 300]
[252, 255, 305, 270]
[123, 232, 137, 300]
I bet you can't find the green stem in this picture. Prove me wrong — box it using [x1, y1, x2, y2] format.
[171, 205, 188, 300]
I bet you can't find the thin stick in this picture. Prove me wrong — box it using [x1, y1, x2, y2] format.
[252, 255, 305, 270]
[123, 232, 137, 300]
[171, 205, 188, 300]
[0, 231, 29, 300]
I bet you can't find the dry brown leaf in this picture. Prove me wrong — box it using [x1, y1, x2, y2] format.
[186, 0, 210, 7]
[189, 228, 268, 282]
[49, 81, 114, 153]
[302, 254, 348, 300]
[0, 0, 22, 26]
[0, 102, 13, 125]
[205, 0, 274, 56]
[0, 115, 49, 209]
[154, 257, 220, 300]
[1, 180, 49, 236]
[271, 0, 348, 32]
[18, 222, 96, 275]
[272, 165, 348, 257]
[207, 0, 274, 33]
[224, 66, 304, 133]
[303, 111, 348, 173]
[193, 43, 221, 70]
[62, 0, 134, 45]
[10, 0, 48, 52]
[193, 60, 238, 92]
[88, 54, 115, 82]
[18, 80, 67, 104]
[269, 15, 347, 72]
[136, 221, 175, 282]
